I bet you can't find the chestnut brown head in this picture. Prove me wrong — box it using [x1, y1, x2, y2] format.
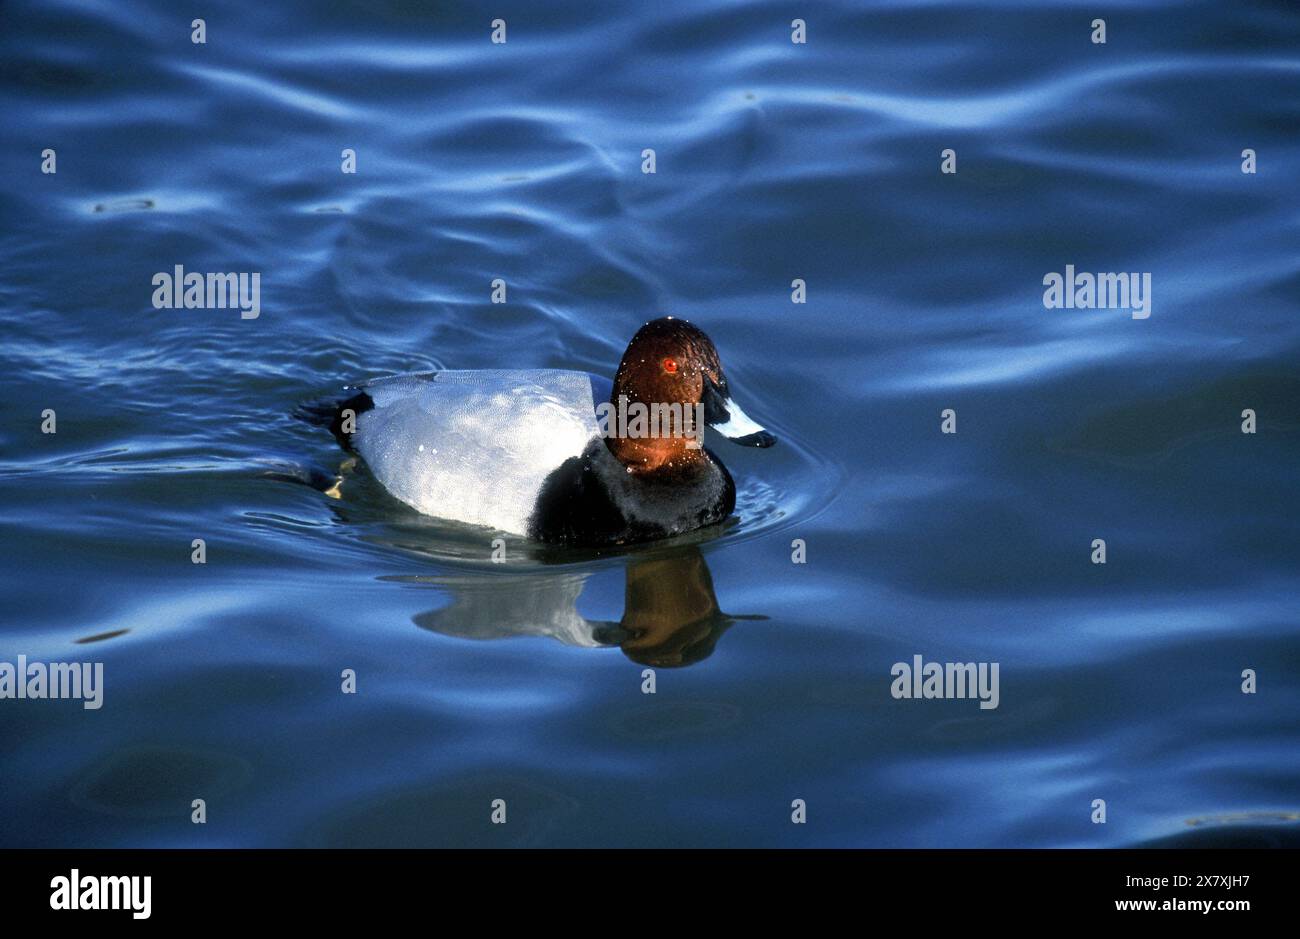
[605, 317, 775, 471]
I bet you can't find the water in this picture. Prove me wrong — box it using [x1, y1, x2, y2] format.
[1, 0, 1297, 848]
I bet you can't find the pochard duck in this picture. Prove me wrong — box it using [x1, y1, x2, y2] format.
[325, 317, 775, 546]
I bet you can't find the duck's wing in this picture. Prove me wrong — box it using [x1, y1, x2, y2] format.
[348, 369, 600, 535]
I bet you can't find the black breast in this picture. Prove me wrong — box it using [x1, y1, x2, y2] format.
[528, 441, 735, 547]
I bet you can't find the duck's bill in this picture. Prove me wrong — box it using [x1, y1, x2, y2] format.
[703, 379, 777, 448]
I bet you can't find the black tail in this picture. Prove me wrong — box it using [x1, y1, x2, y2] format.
[294, 389, 374, 450]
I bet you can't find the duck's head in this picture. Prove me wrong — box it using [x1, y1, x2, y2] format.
[605, 317, 775, 471]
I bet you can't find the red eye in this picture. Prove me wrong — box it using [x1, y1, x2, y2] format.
[662, 357, 678, 374]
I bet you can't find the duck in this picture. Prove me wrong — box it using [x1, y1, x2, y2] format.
[322, 317, 775, 546]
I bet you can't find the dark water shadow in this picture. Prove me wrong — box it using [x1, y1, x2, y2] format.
[400, 544, 764, 668]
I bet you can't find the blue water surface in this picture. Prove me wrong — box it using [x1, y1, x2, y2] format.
[0, 0, 1297, 847]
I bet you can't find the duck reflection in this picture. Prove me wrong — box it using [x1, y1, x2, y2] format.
[411, 546, 762, 668]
